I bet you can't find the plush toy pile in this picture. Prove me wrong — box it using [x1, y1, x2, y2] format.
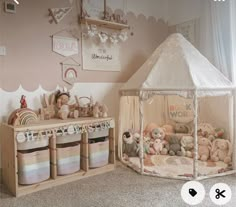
[122, 122, 233, 164]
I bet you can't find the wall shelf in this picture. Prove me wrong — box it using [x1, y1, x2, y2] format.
[80, 17, 129, 30]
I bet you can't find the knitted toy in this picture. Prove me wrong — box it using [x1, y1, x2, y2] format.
[198, 137, 212, 161]
[181, 135, 194, 158]
[168, 135, 182, 156]
[151, 128, 169, 155]
[211, 139, 232, 164]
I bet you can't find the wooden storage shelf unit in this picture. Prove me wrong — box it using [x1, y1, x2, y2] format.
[80, 17, 129, 30]
[1, 117, 115, 197]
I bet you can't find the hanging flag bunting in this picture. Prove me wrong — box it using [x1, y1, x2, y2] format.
[49, 7, 72, 24]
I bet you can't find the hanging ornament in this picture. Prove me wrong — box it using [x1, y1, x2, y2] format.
[118, 31, 128, 42]
[110, 33, 119, 44]
[98, 32, 108, 43]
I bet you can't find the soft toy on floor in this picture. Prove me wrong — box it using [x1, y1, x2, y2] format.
[144, 123, 159, 136]
[168, 135, 182, 156]
[143, 136, 155, 155]
[181, 136, 194, 158]
[211, 139, 232, 164]
[198, 137, 212, 161]
[151, 128, 169, 155]
[122, 131, 139, 159]
[153, 139, 163, 155]
[162, 124, 175, 133]
[175, 123, 191, 134]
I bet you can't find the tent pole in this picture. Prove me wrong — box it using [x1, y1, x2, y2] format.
[139, 95, 144, 174]
[193, 90, 198, 179]
[233, 90, 236, 172]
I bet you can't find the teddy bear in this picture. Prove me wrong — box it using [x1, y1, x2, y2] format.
[211, 139, 232, 164]
[151, 128, 169, 155]
[122, 131, 139, 159]
[144, 123, 159, 136]
[181, 136, 194, 158]
[162, 124, 175, 133]
[175, 123, 191, 134]
[153, 139, 163, 155]
[198, 137, 212, 161]
[168, 135, 182, 156]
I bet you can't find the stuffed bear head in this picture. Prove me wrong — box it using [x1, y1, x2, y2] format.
[151, 128, 165, 140]
[169, 135, 180, 144]
[181, 136, 194, 149]
[198, 137, 211, 146]
[123, 131, 134, 144]
[212, 139, 231, 151]
[175, 123, 190, 134]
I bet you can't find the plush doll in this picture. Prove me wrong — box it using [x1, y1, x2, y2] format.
[181, 136, 194, 158]
[214, 128, 225, 139]
[153, 139, 163, 155]
[101, 104, 108, 118]
[55, 90, 79, 120]
[122, 131, 139, 158]
[143, 136, 155, 155]
[144, 123, 159, 136]
[151, 128, 168, 155]
[198, 137, 212, 161]
[168, 135, 182, 156]
[175, 123, 191, 134]
[211, 139, 232, 164]
[133, 132, 140, 144]
[197, 123, 215, 138]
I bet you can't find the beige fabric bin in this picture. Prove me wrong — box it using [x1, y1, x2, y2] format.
[88, 129, 109, 139]
[57, 142, 81, 175]
[56, 134, 81, 144]
[17, 148, 50, 185]
[89, 140, 109, 168]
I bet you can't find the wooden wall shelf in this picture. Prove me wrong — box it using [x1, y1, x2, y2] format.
[80, 17, 129, 30]
[1, 117, 116, 197]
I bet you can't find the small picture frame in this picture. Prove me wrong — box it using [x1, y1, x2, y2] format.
[5, 2, 16, 14]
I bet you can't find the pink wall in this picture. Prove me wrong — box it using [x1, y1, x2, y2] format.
[0, 0, 169, 91]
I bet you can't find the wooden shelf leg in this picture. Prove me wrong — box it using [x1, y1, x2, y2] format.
[49, 132, 57, 179]
[81, 132, 89, 172]
[109, 127, 115, 164]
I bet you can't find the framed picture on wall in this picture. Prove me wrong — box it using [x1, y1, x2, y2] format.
[82, 34, 121, 71]
[83, 0, 104, 19]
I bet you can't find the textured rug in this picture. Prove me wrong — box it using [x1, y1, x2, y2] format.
[0, 163, 236, 207]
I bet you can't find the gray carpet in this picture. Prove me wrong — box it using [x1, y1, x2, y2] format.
[0, 163, 236, 207]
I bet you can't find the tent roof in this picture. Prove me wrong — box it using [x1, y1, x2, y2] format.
[121, 33, 234, 95]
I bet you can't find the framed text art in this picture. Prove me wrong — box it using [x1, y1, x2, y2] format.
[82, 35, 121, 71]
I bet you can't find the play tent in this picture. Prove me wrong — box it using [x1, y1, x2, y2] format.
[118, 33, 236, 180]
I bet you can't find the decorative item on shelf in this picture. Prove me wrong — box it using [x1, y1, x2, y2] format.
[56, 88, 79, 120]
[118, 31, 128, 42]
[8, 96, 39, 126]
[98, 32, 108, 43]
[39, 93, 56, 120]
[49, 7, 72, 24]
[109, 33, 119, 44]
[93, 102, 108, 118]
[20, 95, 27, 108]
[75, 96, 94, 117]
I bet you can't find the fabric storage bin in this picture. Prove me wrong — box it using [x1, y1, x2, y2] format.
[17, 147, 50, 185]
[17, 137, 49, 151]
[89, 137, 109, 168]
[56, 142, 80, 175]
[88, 129, 109, 139]
[56, 134, 81, 144]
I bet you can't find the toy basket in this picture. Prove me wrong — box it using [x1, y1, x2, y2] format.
[17, 147, 50, 185]
[89, 137, 109, 168]
[77, 97, 93, 117]
[56, 142, 81, 175]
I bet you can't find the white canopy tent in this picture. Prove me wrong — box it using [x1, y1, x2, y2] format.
[119, 33, 236, 180]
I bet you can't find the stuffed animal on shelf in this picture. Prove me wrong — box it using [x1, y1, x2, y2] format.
[40, 93, 56, 120]
[181, 136, 194, 158]
[175, 123, 191, 134]
[211, 139, 232, 164]
[93, 102, 109, 118]
[168, 135, 182, 156]
[122, 131, 139, 158]
[55, 90, 79, 120]
[151, 128, 168, 155]
[198, 137, 212, 161]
